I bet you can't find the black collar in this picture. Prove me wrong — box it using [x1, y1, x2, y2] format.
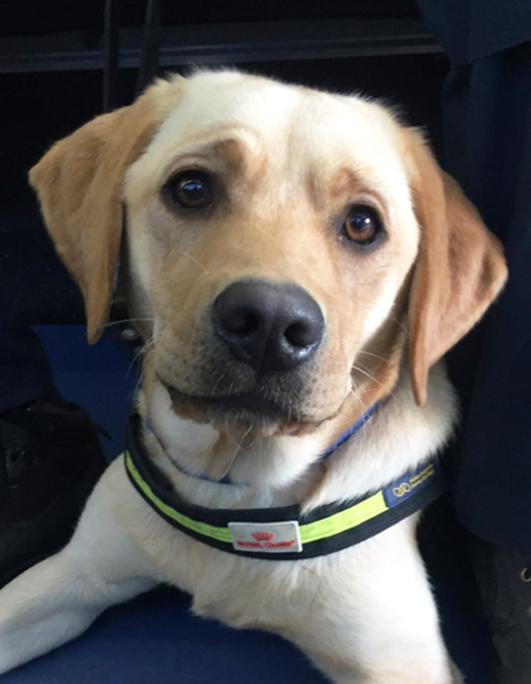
[124, 412, 447, 560]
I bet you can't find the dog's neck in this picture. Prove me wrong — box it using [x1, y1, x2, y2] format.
[138, 330, 402, 493]
[137, 376, 335, 508]
[144, 399, 379, 487]
[135, 345, 456, 514]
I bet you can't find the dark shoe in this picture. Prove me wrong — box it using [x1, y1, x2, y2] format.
[0, 394, 107, 588]
[469, 535, 531, 684]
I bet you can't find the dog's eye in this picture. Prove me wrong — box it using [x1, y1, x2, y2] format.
[343, 205, 382, 245]
[166, 171, 212, 209]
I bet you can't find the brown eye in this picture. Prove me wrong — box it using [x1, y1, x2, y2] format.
[343, 205, 382, 245]
[166, 171, 212, 209]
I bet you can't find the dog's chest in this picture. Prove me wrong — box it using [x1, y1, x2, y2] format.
[112, 461, 420, 634]
[112, 367, 455, 630]
[155, 522, 415, 631]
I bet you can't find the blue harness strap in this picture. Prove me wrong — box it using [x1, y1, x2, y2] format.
[318, 403, 379, 462]
[147, 404, 379, 485]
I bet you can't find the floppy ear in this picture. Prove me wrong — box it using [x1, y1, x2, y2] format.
[29, 78, 181, 343]
[404, 129, 508, 406]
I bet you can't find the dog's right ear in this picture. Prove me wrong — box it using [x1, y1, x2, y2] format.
[29, 78, 183, 344]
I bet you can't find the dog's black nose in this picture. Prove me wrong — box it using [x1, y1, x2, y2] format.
[212, 279, 325, 374]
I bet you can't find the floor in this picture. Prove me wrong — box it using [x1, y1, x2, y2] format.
[1, 325, 495, 683]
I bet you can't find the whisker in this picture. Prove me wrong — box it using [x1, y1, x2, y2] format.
[387, 315, 408, 334]
[356, 350, 388, 363]
[351, 363, 397, 401]
[173, 249, 211, 274]
[126, 344, 146, 381]
[224, 424, 253, 476]
[96, 317, 156, 332]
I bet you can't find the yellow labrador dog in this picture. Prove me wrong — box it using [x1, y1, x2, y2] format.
[0, 70, 507, 683]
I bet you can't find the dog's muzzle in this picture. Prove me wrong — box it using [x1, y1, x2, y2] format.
[159, 279, 328, 427]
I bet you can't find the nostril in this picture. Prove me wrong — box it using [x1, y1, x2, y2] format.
[223, 308, 261, 338]
[284, 322, 316, 349]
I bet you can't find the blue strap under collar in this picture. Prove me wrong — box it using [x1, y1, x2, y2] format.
[318, 402, 379, 463]
[148, 403, 378, 485]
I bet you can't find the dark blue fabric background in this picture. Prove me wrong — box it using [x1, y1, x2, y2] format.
[420, 1, 531, 551]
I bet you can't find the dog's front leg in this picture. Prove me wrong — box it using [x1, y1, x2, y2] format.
[309, 660, 464, 684]
[273, 524, 464, 684]
[0, 460, 159, 674]
[307, 655, 464, 684]
[297, 604, 463, 684]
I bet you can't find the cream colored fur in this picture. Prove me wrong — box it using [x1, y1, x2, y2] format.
[0, 70, 507, 683]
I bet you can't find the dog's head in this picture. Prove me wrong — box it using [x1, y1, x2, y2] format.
[30, 71, 507, 436]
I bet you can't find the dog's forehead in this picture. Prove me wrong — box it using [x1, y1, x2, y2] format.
[124, 71, 411, 219]
[132, 71, 409, 193]
[163, 70, 305, 140]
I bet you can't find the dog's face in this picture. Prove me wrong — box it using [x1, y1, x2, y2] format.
[29, 71, 507, 436]
[123, 72, 419, 430]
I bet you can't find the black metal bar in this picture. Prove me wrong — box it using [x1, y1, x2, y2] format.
[0, 19, 442, 75]
[136, 0, 161, 94]
[102, 0, 121, 112]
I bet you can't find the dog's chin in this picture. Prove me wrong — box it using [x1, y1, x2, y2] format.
[162, 383, 320, 436]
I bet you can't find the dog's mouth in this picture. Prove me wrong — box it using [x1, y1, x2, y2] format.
[163, 382, 286, 425]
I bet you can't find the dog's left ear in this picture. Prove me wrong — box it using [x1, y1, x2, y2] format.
[29, 78, 182, 344]
[403, 128, 508, 406]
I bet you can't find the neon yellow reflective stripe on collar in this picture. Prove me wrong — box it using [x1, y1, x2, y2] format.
[125, 449, 389, 545]
[299, 491, 388, 544]
[124, 411, 446, 560]
[125, 451, 233, 543]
